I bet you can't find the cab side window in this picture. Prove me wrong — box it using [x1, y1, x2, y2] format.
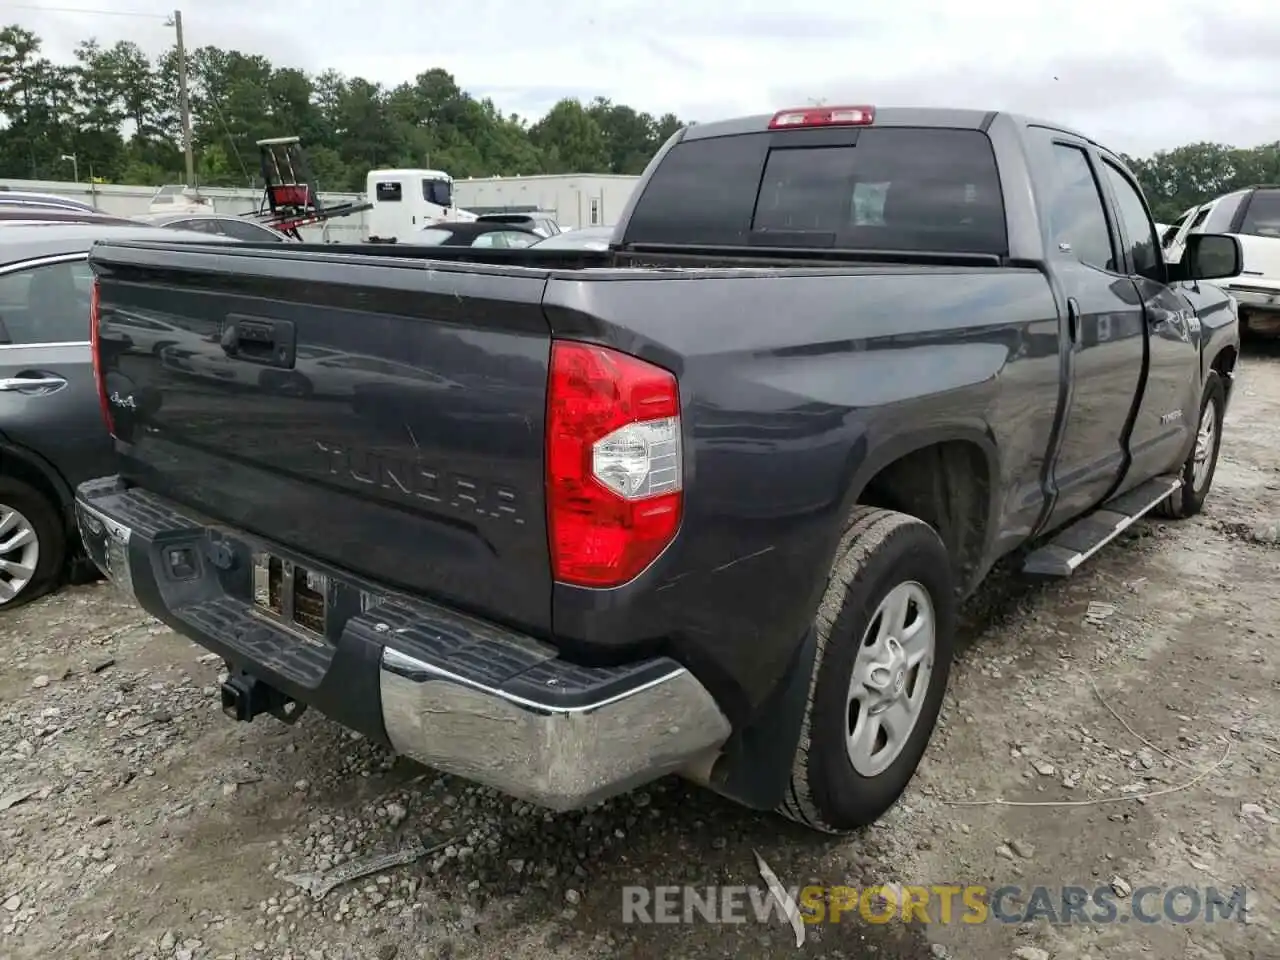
[220, 219, 283, 242]
[170, 218, 220, 235]
[1101, 162, 1161, 279]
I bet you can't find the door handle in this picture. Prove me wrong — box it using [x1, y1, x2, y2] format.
[0, 376, 66, 392]
[1067, 298, 1082, 347]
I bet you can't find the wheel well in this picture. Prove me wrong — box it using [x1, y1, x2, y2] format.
[1211, 345, 1238, 403]
[857, 440, 991, 591]
[0, 452, 69, 526]
[1211, 345, 1237, 378]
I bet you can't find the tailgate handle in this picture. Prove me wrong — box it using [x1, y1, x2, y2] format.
[221, 315, 296, 368]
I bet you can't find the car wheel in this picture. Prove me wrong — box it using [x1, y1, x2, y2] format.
[261, 370, 312, 399]
[778, 506, 956, 834]
[1157, 372, 1224, 519]
[0, 477, 65, 610]
[281, 374, 313, 399]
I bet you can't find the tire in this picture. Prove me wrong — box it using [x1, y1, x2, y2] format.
[261, 370, 313, 399]
[1156, 372, 1225, 520]
[0, 476, 66, 611]
[778, 506, 956, 834]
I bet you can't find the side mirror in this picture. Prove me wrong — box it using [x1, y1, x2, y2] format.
[1174, 233, 1242, 282]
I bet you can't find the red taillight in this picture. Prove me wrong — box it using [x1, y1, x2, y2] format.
[546, 341, 683, 588]
[89, 277, 115, 437]
[768, 105, 875, 129]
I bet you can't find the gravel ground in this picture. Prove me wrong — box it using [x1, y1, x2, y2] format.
[3, 351, 1278, 960]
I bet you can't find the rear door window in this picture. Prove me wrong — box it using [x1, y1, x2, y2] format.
[471, 231, 538, 249]
[0, 258, 93, 344]
[1201, 193, 1246, 234]
[624, 127, 1007, 255]
[1239, 190, 1280, 238]
[219, 219, 282, 242]
[1044, 144, 1115, 272]
[170, 218, 221, 235]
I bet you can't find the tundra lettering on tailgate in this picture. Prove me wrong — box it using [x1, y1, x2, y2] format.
[313, 440, 525, 524]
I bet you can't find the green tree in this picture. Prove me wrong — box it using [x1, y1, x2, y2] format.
[70, 39, 128, 179]
[529, 98, 609, 173]
[587, 97, 664, 174]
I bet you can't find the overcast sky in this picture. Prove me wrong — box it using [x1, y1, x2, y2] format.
[10, 0, 1279, 156]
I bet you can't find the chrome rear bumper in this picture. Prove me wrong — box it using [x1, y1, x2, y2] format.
[380, 648, 731, 810]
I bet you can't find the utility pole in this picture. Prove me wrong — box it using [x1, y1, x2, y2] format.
[173, 10, 195, 187]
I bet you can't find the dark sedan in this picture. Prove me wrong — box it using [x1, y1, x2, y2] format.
[0, 222, 233, 608]
[0, 191, 99, 213]
[411, 220, 541, 248]
[0, 207, 136, 227]
[527, 226, 615, 250]
[133, 211, 292, 243]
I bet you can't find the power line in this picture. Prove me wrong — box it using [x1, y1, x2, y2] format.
[6, 4, 169, 19]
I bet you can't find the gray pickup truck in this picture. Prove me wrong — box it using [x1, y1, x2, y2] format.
[76, 105, 1240, 835]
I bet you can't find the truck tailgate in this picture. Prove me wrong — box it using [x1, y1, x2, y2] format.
[90, 242, 554, 635]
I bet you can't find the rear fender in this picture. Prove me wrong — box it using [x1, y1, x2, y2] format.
[838, 421, 1002, 595]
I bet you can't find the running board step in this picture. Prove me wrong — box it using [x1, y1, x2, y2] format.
[1022, 475, 1180, 577]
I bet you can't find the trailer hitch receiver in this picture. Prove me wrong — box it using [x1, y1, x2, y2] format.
[220, 671, 307, 725]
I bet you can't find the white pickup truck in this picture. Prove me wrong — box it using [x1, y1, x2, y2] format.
[1163, 186, 1280, 335]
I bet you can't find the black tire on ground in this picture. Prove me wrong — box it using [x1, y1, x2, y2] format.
[260, 370, 313, 399]
[778, 506, 956, 834]
[0, 476, 66, 611]
[1156, 372, 1225, 520]
[66, 553, 105, 586]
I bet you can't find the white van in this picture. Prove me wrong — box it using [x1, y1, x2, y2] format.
[365, 169, 474, 242]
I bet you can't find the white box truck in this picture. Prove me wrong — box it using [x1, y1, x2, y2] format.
[365, 169, 475, 242]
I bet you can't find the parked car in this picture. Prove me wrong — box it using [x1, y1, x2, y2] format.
[0, 207, 136, 228]
[1162, 186, 1280, 336]
[0, 191, 98, 213]
[528, 226, 614, 250]
[412, 220, 542, 248]
[79, 105, 1239, 833]
[132, 211, 292, 243]
[0, 222, 234, 608]
[475, 213, 562, 237]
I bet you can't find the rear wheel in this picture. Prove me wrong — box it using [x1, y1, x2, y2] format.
[1157, 373, 1224, 519]
[0, 477, 65, 610]
[778, 506, 956, 834]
